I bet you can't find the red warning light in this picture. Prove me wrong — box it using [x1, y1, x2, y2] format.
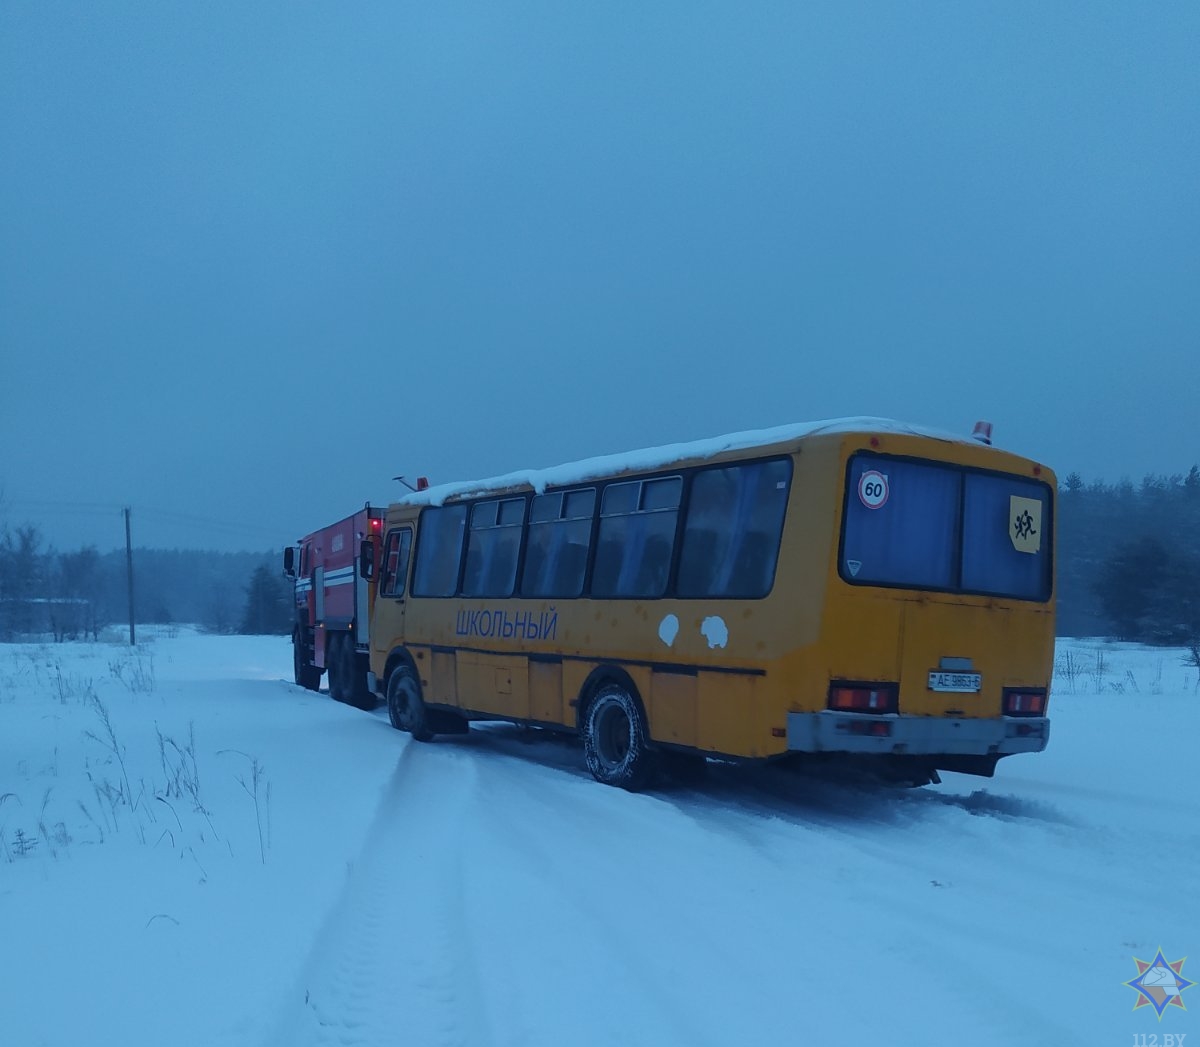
[971, 420, 994, 445]
[416, 477, 430, 491]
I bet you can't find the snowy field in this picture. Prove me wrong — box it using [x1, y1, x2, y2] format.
[1, 629, 1197, 1047]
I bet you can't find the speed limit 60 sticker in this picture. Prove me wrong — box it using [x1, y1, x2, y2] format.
[858, 470, 889, 509]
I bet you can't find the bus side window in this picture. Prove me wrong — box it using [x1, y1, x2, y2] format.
[462, 545, 485, 594]
[462, 498, 525, 598]
[521, 490, 595, 598]
[591, 478, 680, 598]
[555, 541, 589, 595]
[636, 534, 672, 594]
[677, 529, 718, 594]
[677, 460, 791, 598]
[413, 506, 468, 597]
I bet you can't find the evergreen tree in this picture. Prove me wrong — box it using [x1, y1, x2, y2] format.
[1058, 464, 1200, 638]
[1093, 537, 1200, 645]
[1093, 537, 1169, 641]
[238, 565, 292, 635]
[1185, 465, 1200, 496]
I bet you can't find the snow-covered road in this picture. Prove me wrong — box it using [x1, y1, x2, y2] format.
[2, 632, 1197, 1046]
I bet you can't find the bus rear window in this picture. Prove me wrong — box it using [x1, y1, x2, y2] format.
[961, 472, 1051, 599]
[842, 458, 960, 590]
[841, 454, 1051, 601]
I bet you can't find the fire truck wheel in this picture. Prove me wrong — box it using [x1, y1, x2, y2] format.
[293, 632, 321, 691]
[349, 656, 378, 711]
[337, 639, 375, 710]
[331, 633, 367, 706]
[387, 665, 433, 742]
[326, 634, 347, 702]
[331, 629, 352, 701]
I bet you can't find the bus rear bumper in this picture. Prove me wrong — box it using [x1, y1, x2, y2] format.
[786, 711, 1050, 756]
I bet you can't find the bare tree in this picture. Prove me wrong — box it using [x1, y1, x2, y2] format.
[0, 524, 45, 638]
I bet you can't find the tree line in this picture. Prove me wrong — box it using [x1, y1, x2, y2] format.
[0, 525, 293, 640]
[3, 466, 1200, 645]
[1057, 466, 1200, 644]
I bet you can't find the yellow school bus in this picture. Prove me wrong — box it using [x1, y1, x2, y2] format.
[363, 418, 1055, 789]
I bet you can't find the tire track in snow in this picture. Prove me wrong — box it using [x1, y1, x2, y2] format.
[660, 774, 1165, 1047]
[263, 742, 493, 1047]
[268, 735, 723, 1047]
[264, 726, 1186, 1047]
[537, 761, 1127, 1047]
[464, 753, 724, 1047]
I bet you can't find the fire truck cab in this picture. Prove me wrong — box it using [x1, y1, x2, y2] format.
[283, 505, 383, 709]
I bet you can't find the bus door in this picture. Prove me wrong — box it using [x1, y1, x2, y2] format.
[376, 526, 414, 647]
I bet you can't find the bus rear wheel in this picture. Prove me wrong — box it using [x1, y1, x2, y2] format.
[387, 665, 432, 742]
[583, 684, 656, 791]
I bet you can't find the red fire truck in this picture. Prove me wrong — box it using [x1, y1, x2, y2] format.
[283, 505, 384, 709]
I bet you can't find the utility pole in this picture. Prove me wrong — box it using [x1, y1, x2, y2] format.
[124, 507, 136, 646]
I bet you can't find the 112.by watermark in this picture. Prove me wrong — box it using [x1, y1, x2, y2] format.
[1131, 1037, 1187, 1047]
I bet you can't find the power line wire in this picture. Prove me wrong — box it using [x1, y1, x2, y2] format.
[5, 500, 285, 542]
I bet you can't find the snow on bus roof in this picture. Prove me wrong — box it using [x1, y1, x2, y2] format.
[399, 416, 974, 507]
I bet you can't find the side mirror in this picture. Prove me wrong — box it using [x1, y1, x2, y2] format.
[282, 547, 295, 577]
[359, 539, 375, 581]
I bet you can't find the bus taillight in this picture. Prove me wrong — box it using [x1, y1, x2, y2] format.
[1003, 689, 1047, 716]
[828, 683, 898, 714]
[834, 719, 894, 737]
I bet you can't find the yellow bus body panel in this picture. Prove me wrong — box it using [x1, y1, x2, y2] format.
[369, 428, 1056, 763]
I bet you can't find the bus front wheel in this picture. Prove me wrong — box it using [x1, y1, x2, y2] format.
[387, 665, 432, 742]
[583, 684, 656, 791]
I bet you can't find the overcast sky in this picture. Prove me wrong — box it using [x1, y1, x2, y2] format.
[2, 2, 1197, 553]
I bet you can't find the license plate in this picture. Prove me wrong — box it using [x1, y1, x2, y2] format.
[928, 671, 982, 693]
